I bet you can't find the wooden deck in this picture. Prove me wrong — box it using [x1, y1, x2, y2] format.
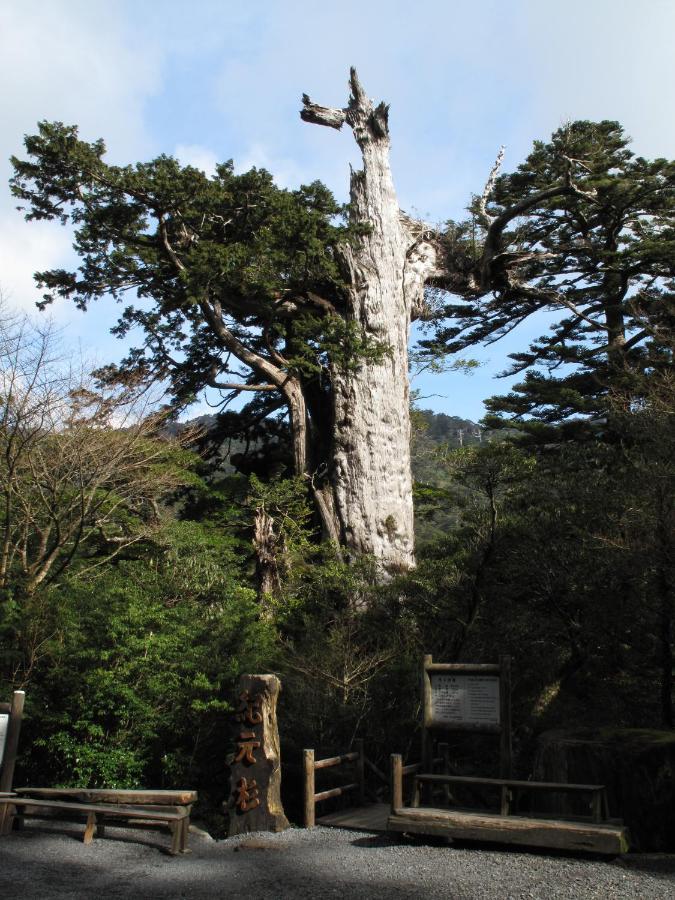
[316, 802, 390, 832]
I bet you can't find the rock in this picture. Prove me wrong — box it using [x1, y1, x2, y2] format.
[533, 728, 675, 851]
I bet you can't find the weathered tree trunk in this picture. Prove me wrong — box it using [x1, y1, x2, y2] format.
[302, 70, 440, 571]
[253, 506, 279, 604]
[227, 674, 289, 836]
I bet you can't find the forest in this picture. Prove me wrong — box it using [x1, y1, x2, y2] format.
[1, 71, 673, 835]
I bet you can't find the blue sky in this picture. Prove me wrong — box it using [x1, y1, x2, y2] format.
[1, 0, 673, 421]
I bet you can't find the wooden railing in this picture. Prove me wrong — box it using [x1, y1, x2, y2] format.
[304, 740, 377, 827]
[391, 754, 610, 822]
[303, 740, 450, 828]
[303, 741, 363, 827]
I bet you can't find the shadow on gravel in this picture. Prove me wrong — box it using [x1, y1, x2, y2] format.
[350, 834, 408, 848]
[615, 855, 675, 877]
[381, 831, 628, 864]
[9, 820, 180, 855]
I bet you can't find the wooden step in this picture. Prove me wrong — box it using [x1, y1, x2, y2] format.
[388, 806, 629, 855]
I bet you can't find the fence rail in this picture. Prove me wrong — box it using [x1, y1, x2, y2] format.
[302, 740, 450, 827]
[303, 740, 366, 827]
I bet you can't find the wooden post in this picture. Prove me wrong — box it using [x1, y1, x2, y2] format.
[0, 690, 24, 835]
[303, 749, 315, 828]
[391, 754, 403, 813]
[421, 654, 433, 803]
[499, 656, 512, 778]
[421, 654, 433, 765]
[83, 812, 96, 845]
[355, 739, 365, 806]
[439, 741, 450, 803]
[0, 691, 25, 793]
[227, 674, 289, 836]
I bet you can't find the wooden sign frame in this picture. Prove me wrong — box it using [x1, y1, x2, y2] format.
[0, 691, 24, 793]
[421, 655, 511, 778]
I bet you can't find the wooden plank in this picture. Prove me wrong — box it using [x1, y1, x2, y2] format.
[425, 664, 501, 674]
[14, 788, 197, 805]
[414, 775, 605, 792]
[317, 803, 390, 832]
[314, 751, 359, 770]
[1, 798, 187, 820]
[387, 807, 629, 855]
[313, 782, 358, 803]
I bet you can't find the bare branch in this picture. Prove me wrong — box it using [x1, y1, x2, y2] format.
[300, 94, 346, 130]
[478, 145, 506, 227]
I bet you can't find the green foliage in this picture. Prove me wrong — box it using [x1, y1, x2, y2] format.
[10, 121, 356, 411]
[428, 121, 674, 440]
[7, 519, 274, 790]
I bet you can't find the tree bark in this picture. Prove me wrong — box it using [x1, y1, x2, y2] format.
[302, 69, 440, 571]
[253, 506, 279, 603]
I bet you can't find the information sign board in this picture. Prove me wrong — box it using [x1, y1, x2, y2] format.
[431, 673, 500, 727]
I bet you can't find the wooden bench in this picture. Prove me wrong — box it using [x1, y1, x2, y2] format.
[0, 796, 192, 855]
[389, 755, 629, 855]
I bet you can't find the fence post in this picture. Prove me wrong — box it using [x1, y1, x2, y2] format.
[355, 739, 365, 806]
[439, 741, 450, 803]
[303, 749, 315, 827]
[391, 754, 403, 813]
[0, 690, 25, 835]
[499, 655, 512, 778]
[0, 691, 25, 793]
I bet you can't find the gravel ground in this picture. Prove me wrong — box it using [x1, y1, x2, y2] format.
[1, 821, 674, 900]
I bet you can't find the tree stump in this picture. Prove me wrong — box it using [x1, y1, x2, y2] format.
[226, 674, 289, 836]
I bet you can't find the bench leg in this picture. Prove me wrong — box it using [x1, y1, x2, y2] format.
[180, 816, 191, 854]
[591, 792, 602, 823]
[0, 804, 11, 836]
[83, 812, 97, 845]
[500, 786, 512, 816]
[169, 821, 181, 856]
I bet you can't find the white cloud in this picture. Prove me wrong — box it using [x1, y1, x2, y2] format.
[235, 143, 311, 189]
[520, 0, 675, 159]
[0, 1, 161, 164]
[0, 218, 73, 313]
[174, 144, 219, 177]
[0, 0, 163, 319]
